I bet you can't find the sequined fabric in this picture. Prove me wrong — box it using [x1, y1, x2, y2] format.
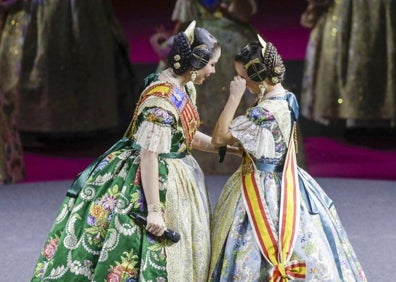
[0, 6, 27, 184]
[18, 0, 135, 133]
[301, 0, 396, 126]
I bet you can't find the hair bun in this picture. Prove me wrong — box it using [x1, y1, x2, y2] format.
[167, 33, 192, 75]
[190, 44, 211, 69]
[167, 25, 219, 75]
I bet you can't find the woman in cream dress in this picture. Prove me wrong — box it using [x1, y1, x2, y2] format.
[209, 37, 367, 281]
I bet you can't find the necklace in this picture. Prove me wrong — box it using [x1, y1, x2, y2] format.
[161, 68, 185, 89]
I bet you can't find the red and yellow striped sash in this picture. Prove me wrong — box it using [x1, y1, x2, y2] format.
[241, 123, 306, 280]
[178, 96, 200, 150]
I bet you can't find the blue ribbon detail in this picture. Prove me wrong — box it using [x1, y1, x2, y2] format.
[267, 92, 300, 122]
[286, 92, 299, 122]
[254, 160, 283, 172]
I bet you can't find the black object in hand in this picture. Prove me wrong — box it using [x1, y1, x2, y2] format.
[129, 212, 181, 243]
[218, 146, 227, 163]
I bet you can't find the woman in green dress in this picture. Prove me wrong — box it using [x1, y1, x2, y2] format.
[31, 21, 232, 281]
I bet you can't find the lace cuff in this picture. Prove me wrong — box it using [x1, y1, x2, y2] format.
[230, 116, 275, 159]
[134, 121, 172, 154]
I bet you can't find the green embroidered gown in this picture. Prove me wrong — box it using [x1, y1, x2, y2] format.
[31, 77, 211, 281]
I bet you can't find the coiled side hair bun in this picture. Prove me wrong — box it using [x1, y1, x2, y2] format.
[167, 33, 192, 75]
[167, 24, 220, 75]
[235, 40, 285, 84]
[262, 42, 285, 84]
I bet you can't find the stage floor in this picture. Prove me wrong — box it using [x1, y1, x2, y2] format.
[1, 176, 395, 281]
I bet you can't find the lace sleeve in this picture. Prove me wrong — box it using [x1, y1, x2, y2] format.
[230, 116, 276, 159]
[133, 107, 175, 154]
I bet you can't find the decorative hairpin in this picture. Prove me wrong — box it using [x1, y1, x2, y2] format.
[174, 54, 181, 61]
[174, 62, 180, 69]
[184, 20, 196, 44]
[271, 77, 279, 84]
[257, 34, 267, 58]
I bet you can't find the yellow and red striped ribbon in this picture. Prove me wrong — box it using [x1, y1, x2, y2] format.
[179, 100, 200, 150]
[241, 123, 306, 280]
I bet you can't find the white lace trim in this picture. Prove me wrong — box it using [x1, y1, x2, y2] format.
[185, 81, 197, 104]
[230, 116, 276, 159]
[258, 99, 292, 147]
[134, 120, 172, 154]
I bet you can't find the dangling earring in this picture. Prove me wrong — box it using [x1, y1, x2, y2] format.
[258, 83, 266, 101]
[190, 70, 197, 82]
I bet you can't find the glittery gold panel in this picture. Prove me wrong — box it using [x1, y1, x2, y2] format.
[302, 0, 396, 125]
[0, 8, 27, 184]
[17, 0, 129, 132]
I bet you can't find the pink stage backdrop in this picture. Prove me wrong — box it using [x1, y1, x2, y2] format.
[113, 0, 310, 63]
[22, 137, 396, 183]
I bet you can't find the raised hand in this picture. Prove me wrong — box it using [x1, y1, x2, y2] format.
[229, 75, 247, 102]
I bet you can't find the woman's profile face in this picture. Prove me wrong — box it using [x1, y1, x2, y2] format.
[194, 48, 221, 85]
[234, 61, 261, 94]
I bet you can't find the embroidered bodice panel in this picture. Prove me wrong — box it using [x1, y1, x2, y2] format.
[131, 82, 199, 154]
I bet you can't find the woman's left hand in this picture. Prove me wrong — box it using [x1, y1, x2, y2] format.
[146, 211, 166, 237]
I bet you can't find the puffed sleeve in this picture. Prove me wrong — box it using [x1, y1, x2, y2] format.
[230, 106, 276, 159]
[134, 106, 175, 154]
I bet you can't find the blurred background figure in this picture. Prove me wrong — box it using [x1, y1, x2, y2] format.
[0, 0, 28, 184]
[18, 0, 137, 142]
[300, 0, 396, 134]
[150, 0, 258, 174]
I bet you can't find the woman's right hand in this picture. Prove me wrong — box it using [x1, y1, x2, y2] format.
[146, 211, 166, 237]
[229, 75, 247, 102]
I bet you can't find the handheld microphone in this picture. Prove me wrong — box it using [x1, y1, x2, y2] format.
[218, 146, 227, 163]
[129, 212, 181, 243]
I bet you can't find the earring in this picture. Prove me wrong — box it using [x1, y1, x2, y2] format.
[190, 70, 197, 82]
[258, 83, 265, 101]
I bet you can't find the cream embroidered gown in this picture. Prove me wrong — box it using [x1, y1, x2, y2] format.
[210, 92, 367, 281]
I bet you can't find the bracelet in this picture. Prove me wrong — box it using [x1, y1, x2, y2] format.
[147, 203, 163, 212]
